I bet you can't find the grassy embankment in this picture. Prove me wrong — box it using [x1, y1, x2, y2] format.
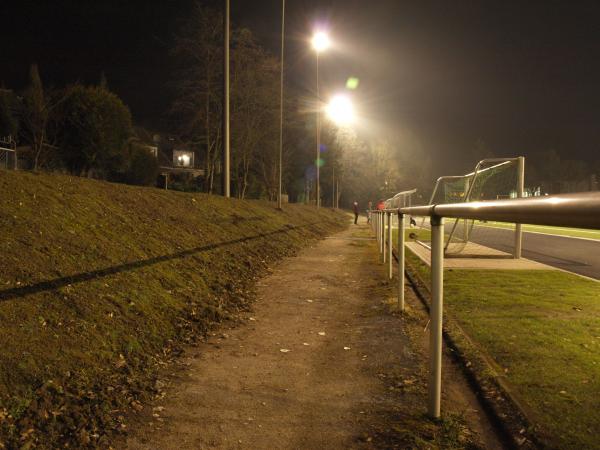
[0, 170, 347, 448]
[401, 228, 600, 449]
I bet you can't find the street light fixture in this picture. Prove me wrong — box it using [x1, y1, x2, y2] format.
[311, 30, 330, 208]
[311, 31, 330, 52]
[326, 94, 355, 126]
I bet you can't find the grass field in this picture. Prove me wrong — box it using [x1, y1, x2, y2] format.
[404, 250, 600, 449]
[474, 221, 600, 240]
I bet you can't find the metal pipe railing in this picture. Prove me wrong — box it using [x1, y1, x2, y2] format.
[396, 191, 600, 419]
[401, 191, 600, 230]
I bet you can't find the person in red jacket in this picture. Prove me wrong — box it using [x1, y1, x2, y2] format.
[352, 201, 359, 224]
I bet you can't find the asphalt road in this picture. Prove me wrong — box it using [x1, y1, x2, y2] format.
[451, 222, 600, 280]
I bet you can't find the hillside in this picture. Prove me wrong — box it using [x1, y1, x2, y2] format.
[0, 170, 347, 448]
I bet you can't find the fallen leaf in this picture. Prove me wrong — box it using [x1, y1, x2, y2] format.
[280, 349, 290, 353]
[343, 347, 351, 350]
[318, 332, 326, 336]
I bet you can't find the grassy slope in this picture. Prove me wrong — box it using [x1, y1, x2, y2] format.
[0, 170, 347, 448]
[404, 249, 600, 449]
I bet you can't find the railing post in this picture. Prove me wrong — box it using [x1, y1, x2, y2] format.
[429, 215, 444, 418]
[514, 156, 525, 259]
[380, 212, 386, 263]
[398, 212, 405, 311]
[387, 211, 393, 279]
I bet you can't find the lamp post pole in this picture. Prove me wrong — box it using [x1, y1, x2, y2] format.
[277, 0, 285, 209]
[316, 52, 320, 208]
[222, 0, 230, 197]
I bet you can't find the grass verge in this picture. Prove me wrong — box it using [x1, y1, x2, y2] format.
[0, 170, 347, 448]
[404, 248, 600, 449]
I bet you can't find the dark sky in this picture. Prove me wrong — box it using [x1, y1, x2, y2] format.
[1, 0, 599, 172]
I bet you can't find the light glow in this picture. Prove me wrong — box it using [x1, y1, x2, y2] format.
[326, 94, 355, 126]
[311, 31, 330, 53]
[177, 154, 191, 166]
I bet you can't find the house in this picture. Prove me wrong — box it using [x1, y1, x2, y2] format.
[154, 136, 204, 190]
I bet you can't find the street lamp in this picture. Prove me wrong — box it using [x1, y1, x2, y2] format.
[326, 94, 355, 126]
[311, 31, 330, 53]
[311, 30, 330, 208]
[277, 0, 286, 210]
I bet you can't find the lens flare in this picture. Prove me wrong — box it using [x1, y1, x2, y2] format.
[346, 77, 359, 90]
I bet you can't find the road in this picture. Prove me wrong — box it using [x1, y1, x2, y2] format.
[451, 222, 600, 280]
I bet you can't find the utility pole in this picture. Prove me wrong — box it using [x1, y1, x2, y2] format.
[222, 0, 231, 197]
[277, 0, 285, 209]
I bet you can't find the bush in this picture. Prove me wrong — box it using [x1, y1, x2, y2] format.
[57, 84, 132, 177]
[124, 144, 160, 186]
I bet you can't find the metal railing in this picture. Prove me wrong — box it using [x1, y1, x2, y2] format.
[372, 191, 600, 419]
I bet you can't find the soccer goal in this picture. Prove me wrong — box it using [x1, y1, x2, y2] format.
[419, 157, 525, 258]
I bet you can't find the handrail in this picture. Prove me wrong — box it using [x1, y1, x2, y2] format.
[378, 189, 600, 420]
[400, 191, 600, 230]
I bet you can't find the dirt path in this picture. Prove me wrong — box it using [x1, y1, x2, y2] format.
[124, 222, 503, 449]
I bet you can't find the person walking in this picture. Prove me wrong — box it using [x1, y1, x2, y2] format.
[367, 201, 373, 224]
[352, 201, 359, 224]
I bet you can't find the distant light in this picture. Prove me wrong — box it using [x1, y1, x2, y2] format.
[346, 77, 360, 90]
[177, 154, 191, 166]
[312, 31, 330, 53]
[326, 94, 355, 126]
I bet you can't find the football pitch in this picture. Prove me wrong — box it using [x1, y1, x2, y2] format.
[474, 221, 600, 241]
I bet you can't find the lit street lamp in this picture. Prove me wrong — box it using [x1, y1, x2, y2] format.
[326, 94, 355, 126]
[311, 30, 330, 207]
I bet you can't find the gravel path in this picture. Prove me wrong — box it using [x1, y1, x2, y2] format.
[125, 222, 501, 449]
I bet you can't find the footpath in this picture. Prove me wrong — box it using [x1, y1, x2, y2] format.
[124, 221, 502, 449]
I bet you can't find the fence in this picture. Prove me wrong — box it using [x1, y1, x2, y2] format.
[370, 191, 600, 419]
[0, 136, 17, 170]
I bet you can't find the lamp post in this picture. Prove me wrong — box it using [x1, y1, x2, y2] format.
[311, 31, 330, 208]
[277, 0, 285, 209]
[222, 0, 230, 197]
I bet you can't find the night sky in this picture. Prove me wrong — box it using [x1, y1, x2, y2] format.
[1, 0, 599, 173]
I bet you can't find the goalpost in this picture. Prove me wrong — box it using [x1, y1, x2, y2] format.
[420, 157, 525, 258]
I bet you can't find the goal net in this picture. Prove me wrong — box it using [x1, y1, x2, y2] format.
[417, 158, 524, 258]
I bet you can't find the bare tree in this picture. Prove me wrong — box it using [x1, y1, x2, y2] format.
[20, 64, 64, 170]
[172, 5, 223, 193]
[230, 29, 280, 199]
